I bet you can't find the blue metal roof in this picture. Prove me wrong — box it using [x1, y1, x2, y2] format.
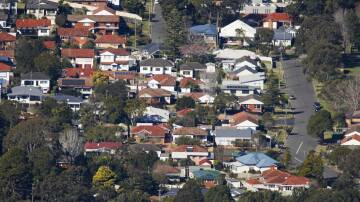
[190, 24, 217, 36]
[235, 152, 278, 168]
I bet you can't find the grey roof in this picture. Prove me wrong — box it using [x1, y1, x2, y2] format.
[235, 56, 258, 66]
[8, 86, 43, 97]
[128, 144, 162, 152]
[53, 94, 83, 103]
[273, 29, 293, 41]
[26, 0, 58, 10]
[21, 72, 50, 80]
[180, 62, 206, 70]
[61, 79, 85, 86]
[221, 84, 256, 91]
[214, 127, 252, 138]
[231, 65, 257, 75]
[141, 43, 161, 55]
[139, 58, 173, 67]
[237, 94, 262, 102]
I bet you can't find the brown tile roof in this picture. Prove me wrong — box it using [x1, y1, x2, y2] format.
[170, 145, 208, 152]
[64, 67, 94, 78]
[139, 88, 172, 98]
[131, 125, 169, 137]
[153, 163, 181, 174]
[179, 77, 204, 88]
[0, 32, 16, 42]
[104, 71, 137, 81]
[43, 41, 56, 50]
[183, 92, 206, 101]
[61, 48, 95, 58]
[57, 27, 90, 37]
[0, 50, 14, 58]
[231, 111, 258, 126]
[150, 74, 176, 86]
[100, 48, 129, 56]
[92, 6, 116, 15]
[0, 63, 12, 72]
[264, 13, 292, 22]
[95, 34, 126, 44]
[173, 127, 208, 136]
[248, 168, 310, 186]
[176, 108, 194, 117]
[67, 15, 120, 23]
[16, 19, 51, 28]
[341, 134, 360, 145]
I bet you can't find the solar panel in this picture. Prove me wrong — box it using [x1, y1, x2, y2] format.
[62, 79, 85, 86]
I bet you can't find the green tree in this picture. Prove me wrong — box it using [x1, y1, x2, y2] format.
[327, 146, 351, 166]
[28, 147, 55, 181]
[15, 38, 45, 74]
[125, 98, 147, 125]
[214, 93, 236, 112]
[0, 148, 32, 201]
[85, 125, 125, 142]
[175, 96, 196, 110]
[175, 136, 201, 145]
[338, 148, 360, 178]
[238, 190, 286, 202]
[55, 14, 67, 27]
[34, 52, 62, 81]
[93, 166, 117, 189]
[165, 8, 187, 58]
[298, 150, 324, 180]
[205, 185, 234, 202]
[174, 179, 203, 202]
[307, 110, 333, 138]
[111, 190, 149, 202]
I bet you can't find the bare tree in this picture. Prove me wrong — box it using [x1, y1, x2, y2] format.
[59, 128, 83, 162]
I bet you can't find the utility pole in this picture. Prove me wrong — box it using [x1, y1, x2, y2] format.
[134, 19, 137, 50]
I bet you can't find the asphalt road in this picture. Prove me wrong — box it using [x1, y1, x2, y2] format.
[282, 59, 318, 165]
[151, 3, 167, 44]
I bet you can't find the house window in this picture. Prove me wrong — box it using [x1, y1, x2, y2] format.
[40, 29, 48, 33]
[142, 67, 148, 71]
[285, 186, 292, 191]
[183, 71, 190, 75]
[242, 90, 249, 94]
[155, 67, 161, 71]
[254, 104, 261, 109]
[24, 80, 34, 85]
[40, 81, 48, 84]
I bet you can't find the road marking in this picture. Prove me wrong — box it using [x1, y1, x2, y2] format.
[296, 141, 303, 154]
[294, 157, 303, 163]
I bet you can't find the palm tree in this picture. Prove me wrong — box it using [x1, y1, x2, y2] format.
[235, 28, 245, 47]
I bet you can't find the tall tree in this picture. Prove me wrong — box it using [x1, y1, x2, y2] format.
[59, 127, 83, 163]
[125, 98, 147, 126]
[174, 179, 203, 202]
[298, 150, 324, 180]
[15, 38, 45, 74]
[205, 185, 234, 202]
[307, 110, 333, 138]
[165, 8, 187, 58]
[34, 52, 62, 81]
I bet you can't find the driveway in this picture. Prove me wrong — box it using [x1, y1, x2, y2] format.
[282, 59, 318, 165]
[151, 4, 167, 44]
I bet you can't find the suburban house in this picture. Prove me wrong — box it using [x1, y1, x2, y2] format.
[95, 34, 126, 49]
[272, 27, 293, 47]
[64, 67, 94, 78]
[176, 108, 194, 118]
[183, 92, 215, 104]
[16, 19, 52, 37]
[131, 125, 170, 144]
[229, 111, 259, 130]
[224, 152, 279, 174]
[172, 127, 208, 143]
[57, 77, 93, 98]
[221, 81, 259, 97]
[191, 169, 221, 189]
[70, 0, 107, 7]
[345, 111, 360, 127]
[0, 63, 13, 87]
[128, 144, 163, 158]
[139, 58, 174, 75]
[263, 13, 293, 30]
[240, 1, 277, 14]
[137, 106, 170, 124]
[189, 24, 218, 48]
[244, 168, 310, 195]
[67, 14, 120, 35]
[226, 71, 265, 90]
[179, 77, 204, 94]
[341, 130, 360, 146]
[84, 142, 122, 155]
[0, 0, 17, 15]
[233, 56, 260, 71]
[0, 50, 14, 62]
[220, 19, 256, 47]
[213, 127, 253, 146]
[8, 86, 43, 104]
[140, 43, 161, 59]
[26, 0, 58, 24]
[147, 74, 176, 93]
[53, 94, 83, 112]
[238, 94, 264, 113]
[61, 48, 95, 68]
[57, 27, 90, 48]
[169, 145, 209, 160]
[138, 88, 173, 105]
[0, 32, 16, 50]
[99, 48, 135, 71]
[179, 62, 207, 78]
[215, 49, 257, 71]
[21, 72, 50, 93]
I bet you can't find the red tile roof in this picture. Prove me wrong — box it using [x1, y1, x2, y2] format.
[184, 92, 206, 101]
[61, 48, 95, 58]
[153, 163, 181, 174]
[246, 178, 261, 185]
[264, 13, 292, 22]
[64, 67, 94, 78]
[173, 127, 208, 136]
[150, 74, 176, 86]
[179, 77, 204, 88]
[43, 41, 56, 50]
[16, 19, 51, 28]
[176, 108, 194, 117]
[57, 27, 90, 37]
[341, 134, 360, 145]
[131, 125, 169, 137]
[84, 142, 122, 150]
[0, 32, 16, 42]
[231, 111, 259, 126]
[199, 159, 212, 166]
[95, 34, 126, 44]
[93, 6, 116, 15]
[0, 50, 14, 58]
[170, 145, 208, 152]
[0, 63, 12, 72]
[100, 48, 129, 56]
[139, 88, 172, 98]
[247, 168, 310, 186]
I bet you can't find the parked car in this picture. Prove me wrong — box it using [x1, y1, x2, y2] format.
[289, 95, 296, 100]
[313, 102, 321, 112]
